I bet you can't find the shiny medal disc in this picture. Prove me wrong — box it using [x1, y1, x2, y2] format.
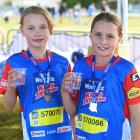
[44, 88, 51, 101]
[89, 102, 97, 112]
[44, 93, 51, 101]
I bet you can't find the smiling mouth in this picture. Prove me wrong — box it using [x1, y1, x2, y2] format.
[33, 39, 43, 42]
[97, 46, 107, 50]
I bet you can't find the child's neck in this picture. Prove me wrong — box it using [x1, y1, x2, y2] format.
[29, 47, 47, 59]
[95, 55, 114, 66]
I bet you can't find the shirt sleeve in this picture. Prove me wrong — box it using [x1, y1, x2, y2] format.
[0, 63, 11, 94]
[124, 67, 140, 105]
[68, 64, 71, 72]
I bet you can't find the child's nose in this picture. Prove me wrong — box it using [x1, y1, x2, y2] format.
[100, 36, 107, 44]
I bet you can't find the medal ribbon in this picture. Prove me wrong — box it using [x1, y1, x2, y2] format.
[26, 49, 51, 97]
[91, 55, 116, 103]
[26, 49, 50, 73]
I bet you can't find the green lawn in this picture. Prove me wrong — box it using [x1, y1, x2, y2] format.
[128, 16, 140, 33]
[0, 96, 22, 140]
[1, 14, 140, 32]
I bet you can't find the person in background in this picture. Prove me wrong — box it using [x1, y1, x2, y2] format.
[0, 6, 74, 140]
[59, 2, 67, 23]
[87, 3, 96, 17]
[61, 12, 140, 140]
[101, 0, 110, 12]
[71, 49, 85, 64]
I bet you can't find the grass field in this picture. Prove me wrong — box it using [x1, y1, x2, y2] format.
[0, 14, 140, 139]
[1, 14, 140, 32]
[0, 96, 22, 140]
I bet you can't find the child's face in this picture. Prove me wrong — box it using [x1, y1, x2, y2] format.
[90, 20, 120, 58]
[21, 13, 50, 49]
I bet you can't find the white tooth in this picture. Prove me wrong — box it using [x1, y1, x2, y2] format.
[98, 47, 106, 50]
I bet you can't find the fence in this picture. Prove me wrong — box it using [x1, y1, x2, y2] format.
[0, 29, 140, 66]
[128, 33, 140, 65]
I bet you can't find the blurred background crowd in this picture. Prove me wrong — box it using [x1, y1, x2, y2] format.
[0, 0, 140, 24]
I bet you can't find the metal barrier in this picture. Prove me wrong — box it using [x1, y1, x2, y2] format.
[0, 29, 5, 54]
[3, 29, 140, 65]
[128, 37, 140, 65]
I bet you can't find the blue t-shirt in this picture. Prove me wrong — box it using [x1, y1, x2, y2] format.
[0, 50, 73, 140]
[72, 55, 140, 140]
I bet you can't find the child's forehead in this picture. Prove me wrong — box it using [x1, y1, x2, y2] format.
[95, 20, 114, 25]
[23, 13, 47, 22]
[94, 20, 118, 29]
[23, 13, 45, 18]
[22, 14, 48, 27]
[92, 21, 119, 34]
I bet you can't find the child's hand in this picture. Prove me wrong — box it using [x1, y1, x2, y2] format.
[61, 72, 75, 94]
[7, 69, 23, 88]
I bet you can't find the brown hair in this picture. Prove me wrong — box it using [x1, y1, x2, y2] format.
[20, 6, 53, 34]
[90, 12, 123, 38]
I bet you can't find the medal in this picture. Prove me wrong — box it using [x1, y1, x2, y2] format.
[26, 50, 52, 102]
[88, 56, 116, 112]
[44, 88, 51, 101]
[44, 71, 51, 102]
[89, 102, 97, 112]
[44, 93, 51, 101]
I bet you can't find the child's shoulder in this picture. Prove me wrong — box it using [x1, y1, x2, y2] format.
[118, 56, 134, 67]
[7, 52, 22, 60]
[74, 55, 91, 67]
[115, 56, 135, 73]
[51, 51, 69, 64]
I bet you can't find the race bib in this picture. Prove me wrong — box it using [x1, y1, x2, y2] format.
[29, 106, 63, 127]
[76, 113, 108, 134]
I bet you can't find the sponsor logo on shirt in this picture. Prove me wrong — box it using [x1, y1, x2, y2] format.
[32, 112, 39, 119]
[128, 87, 140, 99]
[131, 72, 140, 82]
[35, 76, 55, 84]
[34, 83, 58, 101]
[85, 83, 104, 91]
[35, 85, 45, 100]
[31, 130, 45, 137]
[0, 79, 8, 88]
[48, 83, 58, 93]
[47, 129, 56, 135]
[57, 125, 71, 133]
[75, 135, 87, 140]
[85, 83, 94, 90]
[83, 92, 107, 105]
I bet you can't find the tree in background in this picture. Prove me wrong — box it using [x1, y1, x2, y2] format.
[63, 0, 100, 9]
